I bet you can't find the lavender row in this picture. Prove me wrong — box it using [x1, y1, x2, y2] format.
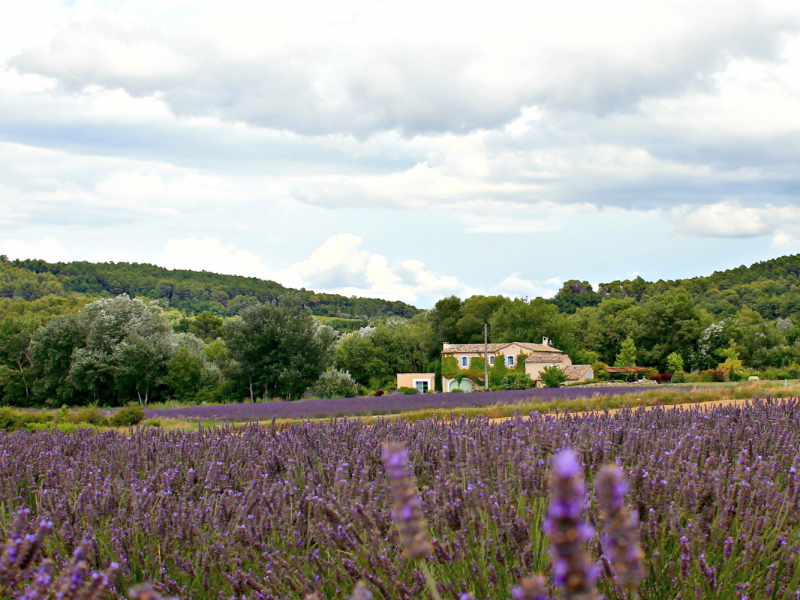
[145, 386, 667, 421]
[0, 397, 797, 599]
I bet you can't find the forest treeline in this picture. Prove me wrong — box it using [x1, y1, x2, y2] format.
[3, 253, 800, 406]
[0, 257, 418, 320]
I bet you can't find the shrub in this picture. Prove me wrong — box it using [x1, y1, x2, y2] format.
[502, 372, 536, 390]
[684, 371, 701, 383]
[649, 373, 673, 384]
[764, 369, 778, 380]
[593, 362, 610, 381]
[0, 408, 53, 432]
[671, 371, 686, 383]
[110, 403, 145, 427]
[64, 405, 105, 426]
[313, 368, 359, 399]
[699, 369, 725, 382]
[397, 387, 419, 395]
[540, 365, 568, 388]
[144, 419, 161, 428]
[778, 370, 792, 380]
[374, 389, 384, 397]
[449, 389, 463, 393]
[666, 352, 684, 374]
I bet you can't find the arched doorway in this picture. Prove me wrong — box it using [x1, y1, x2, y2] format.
[449, 379, 474, 392]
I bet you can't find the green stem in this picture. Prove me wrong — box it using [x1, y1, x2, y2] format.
[419, 560, 442, 600]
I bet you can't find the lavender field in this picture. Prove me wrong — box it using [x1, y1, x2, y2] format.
[145, 386, 665, 421]
[0, 397, 798, 599]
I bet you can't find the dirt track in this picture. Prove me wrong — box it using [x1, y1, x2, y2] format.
[491, 397, 752, 422]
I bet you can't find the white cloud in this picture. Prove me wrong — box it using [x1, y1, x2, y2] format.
[157, 237, 266, 277]
[773, 231, 800, 248]
[274, 233, 477, 303]
[495, 272, 561, 299]
[0, 237, 70, 262]
[2, 0, 800, 297]
[669, 202, 800, 238]
[8, 1, 798, 137]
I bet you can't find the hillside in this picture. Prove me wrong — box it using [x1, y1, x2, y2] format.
[0, 257, 418, 319]
[552, 254, 800, 318]
[4, 252, 800, 323]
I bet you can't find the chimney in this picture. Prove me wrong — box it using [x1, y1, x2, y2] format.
[542, 336, 550, 346]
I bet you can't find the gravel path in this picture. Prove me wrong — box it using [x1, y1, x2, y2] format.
[145, 385, 673, 421]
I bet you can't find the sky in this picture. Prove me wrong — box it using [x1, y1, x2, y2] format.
[2, 0, 800, 308]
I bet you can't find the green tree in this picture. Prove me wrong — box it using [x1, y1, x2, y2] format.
[635, 292, 704, 369]
[224, 300, 336, 400]
[430, 296, 463, 344]
[540, 365, 568, 388]
[31, 295, 175, 406]
[29, 313, 84, 404]
[489, 298, 577, 354]
[551, 280, 602, 314]
[188, 311, 224, 340]
[569, 298, 642, 365]
[0, 314, 39, 402]
[666, 352, 684, 374]
[615, 338, 637, 367]
[334, 318, 432, 388]
[455, 296, 510, 343]
[167, 348, 204, 402]
[572, 349, 599, 365]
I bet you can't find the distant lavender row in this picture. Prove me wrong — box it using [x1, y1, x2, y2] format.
[145, 385, 666, 420]
[0, 397, 797, 599]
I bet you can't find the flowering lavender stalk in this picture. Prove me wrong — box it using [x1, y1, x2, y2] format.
[544, 449, 598, 600]
[595, 464, 645, 595]
[512, 574, 549, 600]
[381, 442, 440, 600]
[0, 511, 52, 593]
[381, 443, 432, 559]
[16, 560, 54, 600]
[128, 584, 179, 600]
[347, 580, 373, 600]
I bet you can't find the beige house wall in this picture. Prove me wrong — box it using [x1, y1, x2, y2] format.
[525, 357, 573, 381]
[396, 373, 436, 393]
[447, 345, 562, 369]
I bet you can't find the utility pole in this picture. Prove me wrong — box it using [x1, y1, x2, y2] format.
[484, 322, 489, 391]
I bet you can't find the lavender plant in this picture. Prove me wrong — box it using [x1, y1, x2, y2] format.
[594, 464, 645, 596]
[0, 398, 796, 599]
[544, 450, 598, 600]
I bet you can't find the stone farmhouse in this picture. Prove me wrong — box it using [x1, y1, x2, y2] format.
[440, 337, 592, 392]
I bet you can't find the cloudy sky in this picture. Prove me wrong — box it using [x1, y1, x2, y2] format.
[2, 0, 800, 307]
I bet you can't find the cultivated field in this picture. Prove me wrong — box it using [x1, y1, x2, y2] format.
[144, 385, 670, 421]
[0, 396, 797, 599]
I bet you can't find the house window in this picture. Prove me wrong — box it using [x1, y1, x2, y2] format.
[461, 356, 469, 368]
[415, 380, 429, 393]
[506, 355, 515, 367]
[489, 355, 495, 366]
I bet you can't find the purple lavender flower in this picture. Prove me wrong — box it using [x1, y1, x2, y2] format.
[512, 574, 550, 600]
[347, 580, 373, 600]
[544, 449, 598, 600]
[595, 464, 645, 591]
[128, 584, 179, 600]
[381, 443, 432, 559]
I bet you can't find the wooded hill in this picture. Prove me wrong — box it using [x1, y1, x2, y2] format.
[551, 254, 800, 318]
[0, 257, 418, 320]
